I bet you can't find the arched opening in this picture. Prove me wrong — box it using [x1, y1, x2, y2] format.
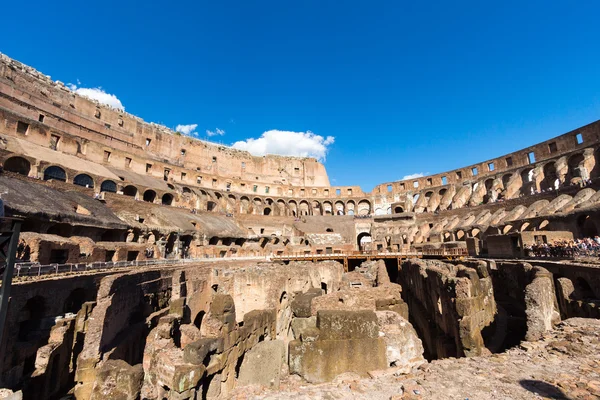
[456, 230, 465, 240]
[73, 174, 94, 188]
[299, 201, 310, 216]
[326, 228, 334, 232]
[43, 166, 66, 182]
[194, 311, 206, 329]
[277, 199, 286, 215]
[483, 178, 495, 203]
[394, 206, 404, 213]
[568, 153, 586, 179]
[207, 201, 217, 212]
[263, 207, 271, 215]
[162, 193, 174, 206]
[18, 296, 46, 342]
[100, 229, 122, 242]
[541, 162, 558, 191]
[47, 223, 73, 237]
[520, 168, 535, 196]
[123, 185, 138, 197]
[100, 180, 117, 193]
[358, 200, 371, 215]
[357, 232, 372, 251]
[143, 190, 156, 203]
[575, 277, 595, 300]
[335, 201, 345, 215]
[538, 220, 550, 230]
[311, 200, 322, 215]
[64, 288, 88, 314]
[182, 187, 192, 194]
[4, 156, 31, 176]
[578, 215, 598, 238]
[323, 201, 333, 215]
[240, 196, 250, 214]
[165, 233, 177, 257]
[502, 174, 513, 189]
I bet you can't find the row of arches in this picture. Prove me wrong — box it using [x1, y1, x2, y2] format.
[235, 197, 372, 216]
[396, 148, 598, 215]
[3, 156, 371, 216]
[3, 157, 177, 206]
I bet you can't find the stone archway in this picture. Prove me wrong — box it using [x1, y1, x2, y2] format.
[4, 156, 31, 176]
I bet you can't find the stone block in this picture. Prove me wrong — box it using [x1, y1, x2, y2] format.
[290, 316, 317, 339]
[183, 338, 222, 365]
[179, 324, 202, 348]
[170, 363, 206, 393]
[211, 294, 235, 315]
[291, 288, 323, 318]
[169, 298, 186, 318]
[300, 327, 320, 342]
[525, 275, 561, 341]
[237, 340, 286, 388]
[376, 311, 425, 371]
[317, 310, 379, 340]
[375, 298, 409, 320]
[288, 337, 387, 383]
[90, 360, 144, 400]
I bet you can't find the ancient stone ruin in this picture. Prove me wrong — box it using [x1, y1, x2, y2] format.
[0, 53, 600, 399]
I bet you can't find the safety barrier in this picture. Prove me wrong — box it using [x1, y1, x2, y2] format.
[12, 256, 269, 278]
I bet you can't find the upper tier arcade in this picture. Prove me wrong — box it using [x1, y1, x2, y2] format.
[1, 52, 600, 219]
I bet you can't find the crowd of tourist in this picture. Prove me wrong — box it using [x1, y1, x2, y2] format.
[524, 237, 600, 258]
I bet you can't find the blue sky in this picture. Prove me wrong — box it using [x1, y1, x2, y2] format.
[2, 1, 600, 192]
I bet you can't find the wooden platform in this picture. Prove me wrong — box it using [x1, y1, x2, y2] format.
[271, 248, 468, 271]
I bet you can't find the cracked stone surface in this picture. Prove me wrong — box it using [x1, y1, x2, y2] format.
[228, 318, 600, 400]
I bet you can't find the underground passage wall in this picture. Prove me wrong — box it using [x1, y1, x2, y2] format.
[396, 258, 563, 360]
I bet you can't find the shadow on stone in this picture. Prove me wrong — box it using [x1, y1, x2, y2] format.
[519, 379, 569, 399]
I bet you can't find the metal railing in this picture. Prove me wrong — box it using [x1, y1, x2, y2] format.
[421, 248, 469, 256]
[9, 247, 469, 278]
[12, 255, 269, 278]
[271, 250, 422, 259]
[271, 248, 468, 259]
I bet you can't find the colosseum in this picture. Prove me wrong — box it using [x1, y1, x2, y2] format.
[0, 52, 599, 400]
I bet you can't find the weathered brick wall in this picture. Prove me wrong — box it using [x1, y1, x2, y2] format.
[399, 259, 496, 359]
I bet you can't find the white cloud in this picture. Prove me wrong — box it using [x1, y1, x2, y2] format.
[401, 172, 429, 180]
[206, 128, 225, 137]
[232, 130, 335, 161]
[176, 124, 199, 136]
[67, 83, 125, 110]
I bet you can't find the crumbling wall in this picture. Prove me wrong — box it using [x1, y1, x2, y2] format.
[74, 269, 172, 399]
[399, 259, 496, 359]
[489, 261, 561, 349]
[210, 261, 343, 336]
[140, 294, 277, 400]
[0, 274, 100, 390]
